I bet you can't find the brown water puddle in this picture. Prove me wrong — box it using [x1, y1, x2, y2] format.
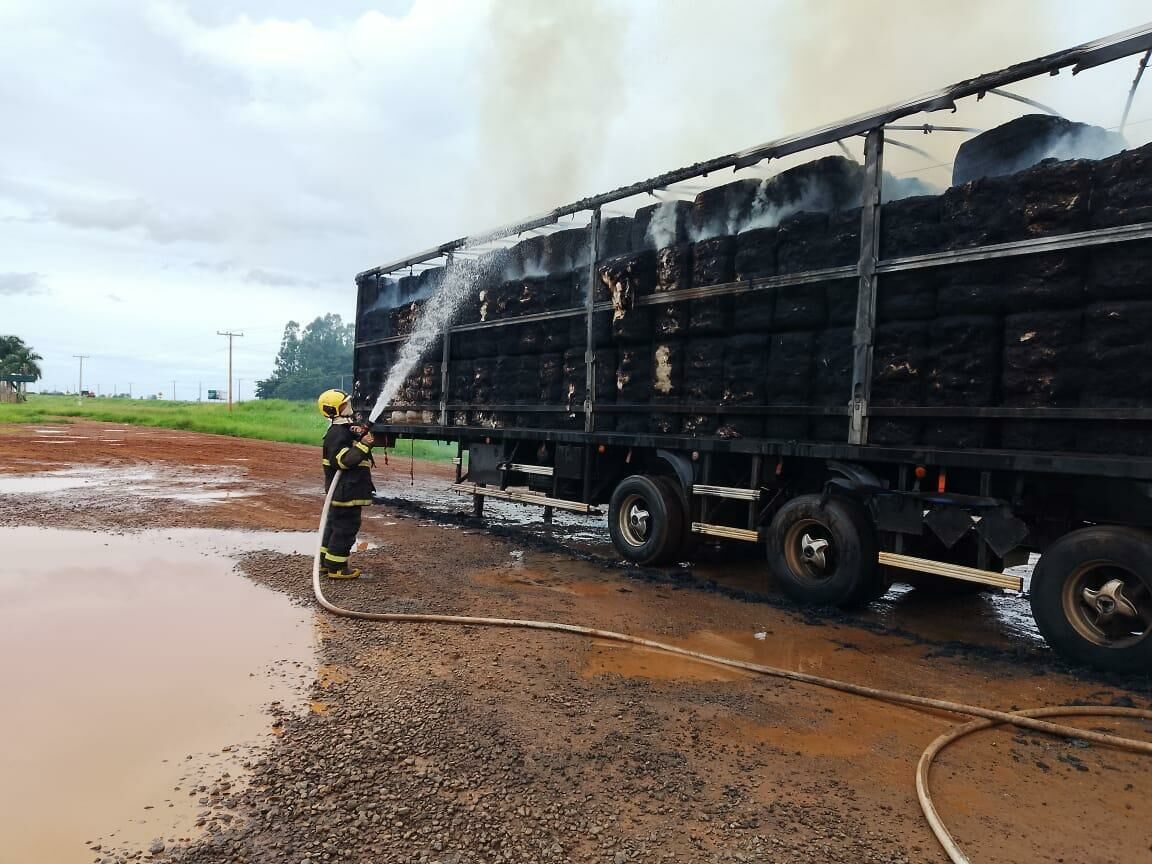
[0, 527, 316, 863]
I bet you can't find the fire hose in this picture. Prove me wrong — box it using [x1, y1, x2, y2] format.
[313, 471, 1152, 864]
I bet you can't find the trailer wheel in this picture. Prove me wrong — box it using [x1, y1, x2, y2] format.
[768, 494, 879, 608]
[1029, 526, 1152, 673]
[608, 475, 686, 566]
[654, 475, 699, 563]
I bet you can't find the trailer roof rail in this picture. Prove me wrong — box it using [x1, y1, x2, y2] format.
[357, 21, 1152, 281]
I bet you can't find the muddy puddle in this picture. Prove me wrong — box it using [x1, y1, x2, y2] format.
[0, 527, 316, 863]
[0, 465, 256, 506]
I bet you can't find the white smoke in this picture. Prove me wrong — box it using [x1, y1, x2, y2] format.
[645, 201, 685, 248]
[743, 176, 836, 233]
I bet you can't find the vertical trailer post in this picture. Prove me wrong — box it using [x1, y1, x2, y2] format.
[849, 128, 885, 445]
[584, 209, 602, 435]
[439, 253, 453, 427]
[582, 209, 602, 504]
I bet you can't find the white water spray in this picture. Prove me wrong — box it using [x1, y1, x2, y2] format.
[368, 264, 483, 423]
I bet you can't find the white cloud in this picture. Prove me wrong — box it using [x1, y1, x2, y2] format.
[0, 272, 47, 296]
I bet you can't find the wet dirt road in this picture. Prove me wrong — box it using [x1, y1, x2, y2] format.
[1, 421, 1150, 864]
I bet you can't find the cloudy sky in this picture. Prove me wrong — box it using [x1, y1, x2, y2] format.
[2, 1, 1149, 398]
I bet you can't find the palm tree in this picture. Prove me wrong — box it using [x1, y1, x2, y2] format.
[0, 336, 43, 395]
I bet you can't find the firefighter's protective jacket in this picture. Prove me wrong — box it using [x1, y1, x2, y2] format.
[322, 423, 375, 506]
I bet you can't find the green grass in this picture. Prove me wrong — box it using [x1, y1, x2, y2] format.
[0, 395, 456, 462]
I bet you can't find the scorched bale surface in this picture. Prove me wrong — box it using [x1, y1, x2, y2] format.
[869, 321, 928, 445]
[690, 179, 761, 241]
[734, 227, 778, 281]
[921, 315, 1000, 449]
[1091, 141, 1152, 228]
[750, 156, 863, 226]
[952, 114, 1123, 186]
[598, 216, 634, 260]
[880, 195, 943, 258]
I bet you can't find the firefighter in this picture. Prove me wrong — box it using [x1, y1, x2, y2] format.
[317, 388, 375, 579]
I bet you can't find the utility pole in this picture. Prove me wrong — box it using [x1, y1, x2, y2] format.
[217, 330, 244, 412]
[73, 355, 89, 405]
[198, 381, 202, 402]
[237, 379, 243, 404]
[172, 380, 176, 402]
[128, 382, 133, 399]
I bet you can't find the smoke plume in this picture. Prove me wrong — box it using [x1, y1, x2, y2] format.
[470, 0, 625, 226]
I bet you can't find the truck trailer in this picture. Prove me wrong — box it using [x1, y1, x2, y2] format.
[354, 24, 1152, 674]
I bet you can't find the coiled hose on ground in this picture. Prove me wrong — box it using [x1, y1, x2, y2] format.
[313, 472, 1152, 864]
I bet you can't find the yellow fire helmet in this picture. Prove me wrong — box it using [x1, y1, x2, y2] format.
[317, 388, 350, 419]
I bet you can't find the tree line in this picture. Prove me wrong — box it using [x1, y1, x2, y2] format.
[255, 314, 355, 401]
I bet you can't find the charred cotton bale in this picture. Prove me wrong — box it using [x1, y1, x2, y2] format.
[1001, 309, 1084, 450]
[538, 352, 564, 403]
[876, 272, 936, 322]
[543, 228, 591, 273]
[650, 339, 685, 435]
[541, 319, 569, 353]
[508, 236, 548, 280]
[653, 245, 692, 337]
[942, 157, 1094, 249]
[776, 209, 860, 274]
[732, 226, 778, 284]
[690, 179, 761, 241]
[1092, 141, 1152, 228]
[809, 327, 853, 441]
[1088, 241, 1152, 302]
[869, 321, 928, 445]
[1078, 304, 1152, 455]
[690, 236, 735, 336]
[692, 236, 736, 286]
[681, 339, 724, 435]
[880, 195, 943, 258]
[1080, 301, 1152, 408]
[360, 308, 391, 341]
[747, 157, 864, 230]
[598, 216, 634, 260]
[764, 331, 814, 440]
[613, 347, 653, 433]
[634, 200, 692, 250]
[471, 357, 496, 406]
[720, 334, 770, 438]
[952, 114, 1123, 186]
[825, 278, 858, 327]
[733, 228, 778, 334]
[600, 251, 657, 345]
[568, 310, 612, 349]
[1001, 252, 1086, 312]
[922, 315, 1000, 448]
[656, 243, 693, 292]
[480, 283, 512, 322]
[936, 261, 1004, 316]
[450, 361, 473, 405]
[507, 321, 544, 355]
[734, 227, 779, 281]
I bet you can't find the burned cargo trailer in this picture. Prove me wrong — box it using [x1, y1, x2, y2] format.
[354, 24, 1152, 674]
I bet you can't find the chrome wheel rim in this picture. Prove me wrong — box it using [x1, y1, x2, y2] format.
[617, 493, 652, 548]
[1061, 560, 1152, 649]
[783, 518, 837, 583]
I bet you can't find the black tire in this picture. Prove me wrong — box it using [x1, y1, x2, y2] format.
[1029, 526, 1152, 674]
[653, 475, 699, 563]
[768, 494, 880, 608]
[608, 474, 686, 566]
